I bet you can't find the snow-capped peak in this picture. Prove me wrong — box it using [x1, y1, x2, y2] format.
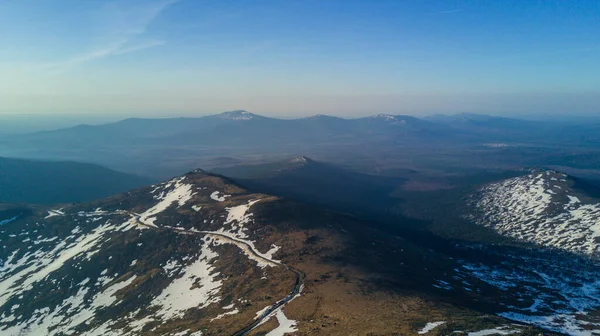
[373, 114, 407, 124]
[290, 156, 312, 164]
[217, 110, 255, 120]
[374, 114, 396, 120]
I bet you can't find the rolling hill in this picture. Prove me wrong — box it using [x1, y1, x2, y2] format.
[0, 157, 152, 204]
[470, 169, 600, 256]
[211, 156, 406, 217]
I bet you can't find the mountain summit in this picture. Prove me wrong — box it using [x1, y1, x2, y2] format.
[289, 156, 313, 164]
[215, 110, 258, 120]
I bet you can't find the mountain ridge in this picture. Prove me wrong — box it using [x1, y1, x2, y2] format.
[0, 157, 153, 204]
[12, 111, 539, 136]
[0, 168, 575, 335]
[1, 110, 599, 181]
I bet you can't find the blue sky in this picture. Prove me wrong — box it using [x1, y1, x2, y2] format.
[1, 0, 599, 117]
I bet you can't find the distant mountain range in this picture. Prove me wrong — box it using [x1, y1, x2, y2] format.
[0, 157, 152, 204]
[0, 110, 599, 178]
[4, 110, 598, 145]
[6, 111, 454, 147]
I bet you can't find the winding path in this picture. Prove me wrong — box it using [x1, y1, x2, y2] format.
[129, 213, 305, 336]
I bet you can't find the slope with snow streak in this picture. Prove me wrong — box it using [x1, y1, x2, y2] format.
[264, 308, 298, 336]
[0, 174, 295, 336]
[473, 170, 600, 255]
[469, 170, 600, 335]
[0, 211, 145, 335]
[418, 321, 446, 334]
[457, 242, 600, 335]
[151, 238, 222, 320]
[0, 218, 137, 309]
[139, 176, 197, 227]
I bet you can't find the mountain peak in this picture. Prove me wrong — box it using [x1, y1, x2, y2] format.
[190, 168, 208, 174]
[372, 114, 410, 124]
[216, 110, 257, 120]
[289, 156, 313, 164]
[306, 114, 340, 120]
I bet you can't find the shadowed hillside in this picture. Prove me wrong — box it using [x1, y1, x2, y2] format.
[0, 157, 153, 204]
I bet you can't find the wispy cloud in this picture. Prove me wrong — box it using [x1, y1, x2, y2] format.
[45, 0, 179, 74]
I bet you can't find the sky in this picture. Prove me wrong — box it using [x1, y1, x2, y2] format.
[1, 0, 599, 118]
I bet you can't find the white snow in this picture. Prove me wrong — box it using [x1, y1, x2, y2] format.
[474, 172, 600, 255]
[206, 233, 279, 268]
[210, 191, 230, 202]
[210, 308, 240, 321]
[199, 198, 280, 268]
[418, 321, 446, 334]
[33, 236, 58, 245]
[221, 111, 254, 120]
[77, 237, 225, 335]
[92, 275, 137, 308]
[137, 176, 196, 227]
[373, 114, 407, 125]
[255, 305, 271, 319]
[163, 259, 181, 277]
[291, 156, 309, 163]
[171, 330, 190, 336]
[0, 273, 137, 335]
[567, 195, 581, 207]
[461, 257, 600, 336]
[151, 239, 222, 320]
[45, 209, 65, 219]
[264, 308, 298, 336]
[467, 326, 520, 336]
[0, 177, 293, 335]
[77, 208, 109, 217]
[484, 143, 510, 148]
[263, 245, 280, 260]
[0, 221, 127, 307]
[225, 199, 261, 227]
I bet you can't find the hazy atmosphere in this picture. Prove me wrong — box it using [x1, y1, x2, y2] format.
[2, 2, 600, 336]
[1, 0, 600, 117]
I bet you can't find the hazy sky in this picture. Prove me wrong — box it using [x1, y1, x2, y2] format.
[1, 0, 599, 117]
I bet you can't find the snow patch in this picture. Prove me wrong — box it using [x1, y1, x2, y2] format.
[45, 209, 65, 219]
[265, 308, 298, 336]
[151, 240, 222, 320]
[210, 191, 230, 202]
[418, 321, 446, 334]
[210, 308, 240, 321]
[467, 326, 520, 336]
[138, 176, 196, 227]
